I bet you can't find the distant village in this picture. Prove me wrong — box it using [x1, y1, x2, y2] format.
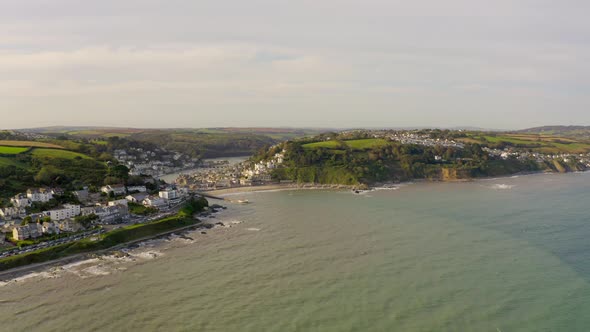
[365, 129, 590, 167]
[175, 151, 285, 190]
[113, 147, 199, 177]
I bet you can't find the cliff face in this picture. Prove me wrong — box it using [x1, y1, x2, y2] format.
[438, 168, 472, 181]
[552, 160, 568, 173]
[548, 160, 588, 173]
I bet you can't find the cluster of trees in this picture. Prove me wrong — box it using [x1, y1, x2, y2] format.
[179, 196, 209, 217]
[128, 202, 158, 216]
[75, 213, 99, 228]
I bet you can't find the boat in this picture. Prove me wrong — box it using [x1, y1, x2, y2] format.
[236, 199, 250, 204]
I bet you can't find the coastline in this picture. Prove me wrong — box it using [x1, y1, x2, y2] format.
[205, 169, 586, 197]
[3, 170, 587, 279]
[0, 221, 212, 281]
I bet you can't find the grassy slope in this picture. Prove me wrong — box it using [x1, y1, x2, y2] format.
[0, 145, 106, 198]
[0, 146, 29, 154]
[302, 139, 389, 151]
[31, 148, 92, 160]
[0, 140, 64, 149]
[459, 134, 590, 154]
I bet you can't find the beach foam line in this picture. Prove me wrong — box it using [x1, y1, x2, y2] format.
[491, 184, 515, 190]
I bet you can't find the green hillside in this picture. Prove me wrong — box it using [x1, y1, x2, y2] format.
[31, 148, 92, 160]
[0, 145, 107, 199]
[0, 146, 29, 155]
[302, 139, 389, 151]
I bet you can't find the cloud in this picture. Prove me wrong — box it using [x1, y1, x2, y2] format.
[0, 0, 589, 128]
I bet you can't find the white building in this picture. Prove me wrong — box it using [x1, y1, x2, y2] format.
[10, 194, 31, 208]
[108, 199, 128, 207]
[48, 204, 81, 221]
[159, 189, 179, 200]
[82, 205, 129, 224]
[101, 185, 127, 196]
[0, 207, 26, 219]
[126, 186, 147, 193]
[13, 223, 43, 240]
[27, 188, 54, 203]
[42, 222, 61, 235]
[143, 196, 167, 208]
[126, 193, 149, 203]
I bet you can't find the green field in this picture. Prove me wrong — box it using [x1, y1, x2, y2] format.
[0, 140, 64, 149]
[303, 140, 343, 149]
[31, 148, 92, 160]
[303, 139, 389, 151]
[345, 139, 389, 150]
[459, 134, 590, 154]
[0, 146, 29, 154]
[67, 130, 135, 137]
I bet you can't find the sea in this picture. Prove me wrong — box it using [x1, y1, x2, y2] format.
[1, 172, 590, 331]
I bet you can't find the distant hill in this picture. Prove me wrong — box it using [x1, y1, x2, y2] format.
[19, 127, 335, 158]
[516, 126, 590, 138]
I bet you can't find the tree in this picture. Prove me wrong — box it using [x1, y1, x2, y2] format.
[110, 165, 130, 180]
[75, 214, 98, 228]
[34, 166, 60, 185]
[21, 216, 32, 225]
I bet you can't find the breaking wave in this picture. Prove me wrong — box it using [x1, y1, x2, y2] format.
[491, 184, 515, 190]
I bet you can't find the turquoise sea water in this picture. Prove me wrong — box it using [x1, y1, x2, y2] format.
[1, 172, 590, 331]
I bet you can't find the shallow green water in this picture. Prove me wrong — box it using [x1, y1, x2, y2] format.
[1, 172, 590, 331]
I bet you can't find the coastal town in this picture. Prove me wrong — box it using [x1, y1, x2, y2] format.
[0, 184, 192, 259]
[2, 128, 590, 264]
[175, 152, 285, 190]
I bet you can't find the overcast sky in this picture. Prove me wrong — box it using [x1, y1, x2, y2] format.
[1, 0, 589, 129]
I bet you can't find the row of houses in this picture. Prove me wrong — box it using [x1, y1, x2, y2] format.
[0, 203, 81, 222]
[12, 220, 81, 241]
[9, 188, 57, 208]
[125, 187, 187, 209]
[81, 203, 130, 225]
[100, 185, 148, 196]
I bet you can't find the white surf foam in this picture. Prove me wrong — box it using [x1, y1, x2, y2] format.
[491, 184, 515, 190]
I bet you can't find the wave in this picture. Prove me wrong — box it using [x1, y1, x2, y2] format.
[491, 184, 515, 190]
[130, 251, 164, 260]
[0, 271, 57, 287]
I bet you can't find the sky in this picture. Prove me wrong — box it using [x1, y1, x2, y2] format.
[1, 0, 589, 130]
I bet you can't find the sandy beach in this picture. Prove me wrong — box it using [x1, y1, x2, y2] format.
[206, 183, 360, 197]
